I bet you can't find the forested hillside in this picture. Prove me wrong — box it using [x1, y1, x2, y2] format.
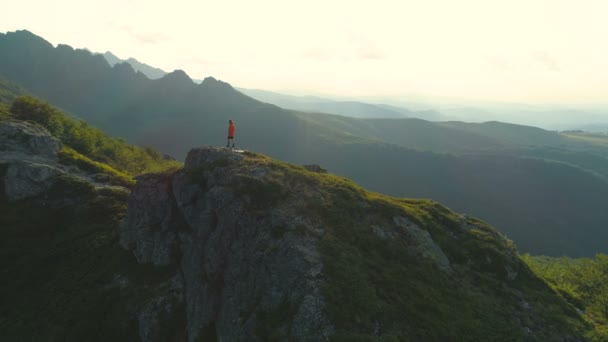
[1, 30, 608, 257]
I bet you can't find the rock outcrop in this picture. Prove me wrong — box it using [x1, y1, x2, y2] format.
[1, 119, 593, 340]
[0, 120, 128, 204]
[0, 120, 61, 157]
[120, 147, 587, 342]
[0, 120, 65, 201]
[121, 147, 334, 341]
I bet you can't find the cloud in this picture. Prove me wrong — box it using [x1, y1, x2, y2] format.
[120, 25, 169, 45]
[532, 51, 561, 71]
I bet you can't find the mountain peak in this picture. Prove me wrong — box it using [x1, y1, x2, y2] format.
[0, 29, 54, 49]
[102, 51, 122, 66]
[111, 61, 136, 74]
[158, 69, 193, 84]
[202, 76, 218, 83]
[5, 29, 41, 39]
[199, 76, 234, 90]
[98, 52, 168, 79]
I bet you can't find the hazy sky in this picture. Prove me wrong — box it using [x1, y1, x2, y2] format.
[2, 0, 607, 103]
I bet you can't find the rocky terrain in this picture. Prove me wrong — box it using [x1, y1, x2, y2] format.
[0, 120, 597, 341]
[119, 147, 589, 341]
[121, 147, 335, 341]
[0, 119, 129, 204]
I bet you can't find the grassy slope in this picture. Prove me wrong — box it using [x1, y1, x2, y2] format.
[305, 142, 608, 257]
[5, 81, 608, 257]
[293, 113, 505, 153]
[522, 254, 608, 340]
[224, 152, 601, 341]
[439, 121, 565, 147]
[3, 95, 181, 180]
[0, 144, 604, 340]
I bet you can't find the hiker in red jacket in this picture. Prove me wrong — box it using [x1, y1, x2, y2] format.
[226, 119, 235, 148]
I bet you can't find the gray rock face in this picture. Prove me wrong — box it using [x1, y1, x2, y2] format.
[120, 173, 181, 265]
[121, 147, 334, 342]
[183, 146, 244, 171]
[393, 215, 451, 272]
[137, 275, 185, 342]
[0, 120, 128, 203]
[4, 159, 65, 201]
[0, 120, 66, 201]
[0, 120, 61, 157]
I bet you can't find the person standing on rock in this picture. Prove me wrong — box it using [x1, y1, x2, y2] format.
[226, 119, 236, 149]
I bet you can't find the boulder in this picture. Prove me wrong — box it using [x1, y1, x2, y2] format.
[0, 120, 61, 157]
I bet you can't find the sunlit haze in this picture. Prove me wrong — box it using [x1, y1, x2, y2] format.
[2, 0, 607, 103]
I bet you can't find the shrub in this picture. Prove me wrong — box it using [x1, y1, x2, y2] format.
[10, 96, 64, 135]
[9, 96, 181, 177]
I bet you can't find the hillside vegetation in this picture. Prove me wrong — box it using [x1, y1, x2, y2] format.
[2, 30, 608, 257]
[523, 254, 608, 338]
[0, 97, 181, 340]
[3, 95, 180, 178]
[1, 114, 606, 340]
[238, 153, 595, 341]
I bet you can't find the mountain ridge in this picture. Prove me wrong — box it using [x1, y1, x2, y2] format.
[118, 146, 594, 341]
[237, 87, 445, 120]
[104, 51, 169, 80]
[0, 102, 606, 339]
[2, 30, 608, 258]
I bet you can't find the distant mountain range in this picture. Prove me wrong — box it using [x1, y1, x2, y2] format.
[2, 29, 608, 257]
[97, 50, 445, 120]
[437, 105, 608, 132]
[576, 123, 608, 133]
[101, 51, 168, 80]
[95, 48, 607, 129]
[237, 88, 444, 120]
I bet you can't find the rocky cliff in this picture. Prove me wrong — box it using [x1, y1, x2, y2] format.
[0, 119, 128, 205]
[121, 148, 334, 341]
[120, 147, 588, 342]
[0, 119, 593, 341]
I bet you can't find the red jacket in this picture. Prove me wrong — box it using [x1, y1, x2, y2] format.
[228, 122, 235, 137]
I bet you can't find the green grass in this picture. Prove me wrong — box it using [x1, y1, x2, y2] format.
[222, 152, 594, 341]
[0, 103, 11, 121]
[522, 254, 608, 341]
[313, 185, 589, 341]
[1, 147, 603, 341]
[9, 96, 182, 178]
[58, 146, 135, 187]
